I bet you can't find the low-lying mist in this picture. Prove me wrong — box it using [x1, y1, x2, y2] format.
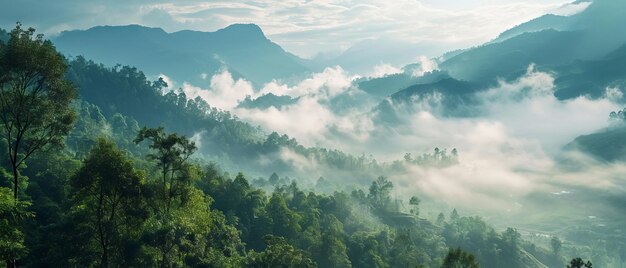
[160, 63, 626, 229]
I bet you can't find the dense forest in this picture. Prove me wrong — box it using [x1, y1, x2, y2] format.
[0, 24, 600, 268]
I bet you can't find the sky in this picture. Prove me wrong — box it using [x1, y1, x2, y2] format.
[0, 0, 589, 58]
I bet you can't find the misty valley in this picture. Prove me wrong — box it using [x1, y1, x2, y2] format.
[1, 0, 626, 267]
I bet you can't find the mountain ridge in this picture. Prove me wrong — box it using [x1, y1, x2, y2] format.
[54, 23, 311, 87]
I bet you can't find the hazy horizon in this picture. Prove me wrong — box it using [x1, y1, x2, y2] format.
[0, 0, 590, 58]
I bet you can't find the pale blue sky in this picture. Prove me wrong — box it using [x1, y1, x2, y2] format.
[0, 0, 588, 58]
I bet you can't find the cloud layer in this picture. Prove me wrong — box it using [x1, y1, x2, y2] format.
[169, 64, 623, 215]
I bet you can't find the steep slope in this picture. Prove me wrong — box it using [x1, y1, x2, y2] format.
[357, 70, 450, 98]
[493, 14, 572, 42]
[554, 44, 626, 99]
[372, 78, 480, 123]
[54, 24, 310, 86]
[439, 0, 626, 85]
[566, 126, 626, 162]
[390, 78, 479, 101]
[440, 30, 581, 83]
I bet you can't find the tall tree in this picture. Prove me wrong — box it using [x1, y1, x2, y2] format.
[134, 127, 210, 267]
[69, 139, 144, 267]
[0, 23, 77, 200]
[134, 126, 196, 214]
[368, 176, 393, 211]
[409, 195, 421, 216]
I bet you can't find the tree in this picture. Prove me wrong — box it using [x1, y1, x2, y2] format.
[0, 23, 77, 201]
[409, 196, 421, 216]
[317, 215, 351, 268]
[134, 127, 216, 267]
[266, 193, 301, 240]
[435, 213, 445, 226]
[134, 127, 196, 214]
[269, 172, 279, 186]
[368, 176, 393, 211]
[442, 247, 479, 268]
[450, 209, 460, 222]
[567, 258, 592, 268]
[500, 228, 522, 266]
[69, 139, 144, 267]
[250, 235, 316, 268]
[551, 236, 562, 256]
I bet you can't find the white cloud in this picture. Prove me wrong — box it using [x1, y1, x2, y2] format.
[347, 66, 620, 211]
[181, 69, 255, 110]
[168, 62, 620, 214]
[478, 65, 618, 152]
[367, 63, 403, 79]
[238, 66, 373, 147]
[158, 73, 177, 93]
[409, 56, 440, 77]
[605, 86, 624, 102]
[552, 0, 592, 16]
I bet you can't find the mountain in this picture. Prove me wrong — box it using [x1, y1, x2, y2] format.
[357, 70, 450, 98]
[372, 78, 481, 124]
[566, 125, 626, 162]
[438, 0, 626, 85]
[554, 44, 626, 99]
[357, 0, 626, 102]
[440, 30, 582, 84]
[54, 24, 310, 86]
[390, 78, 479, 101]
[493, 14, 572, 43]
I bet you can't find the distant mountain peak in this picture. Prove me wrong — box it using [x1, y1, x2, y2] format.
[217, 23, 266, 39]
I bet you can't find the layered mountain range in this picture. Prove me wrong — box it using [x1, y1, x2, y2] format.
[50, 0, 626, 162]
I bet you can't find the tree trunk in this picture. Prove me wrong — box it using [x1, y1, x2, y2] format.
[12, 165, 18, 201]
[101, 248, 108, 268]
[6, 259, 16, 268]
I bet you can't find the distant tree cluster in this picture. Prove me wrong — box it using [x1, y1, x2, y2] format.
[402, 147, 459, 167]
[609, 108, 626, 121]
[567, 258, 593, 268]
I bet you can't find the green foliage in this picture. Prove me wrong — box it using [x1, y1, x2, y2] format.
[442, 247, 480, 268]
[402, 148, 459, 167]
[134, 127, 197, 213]
[249, 235, 316, 268]
[68, 139, 144, 267]
[567, 257, 593, 268]
[409, 195, 421, 216]
[368, 176, 393, 211]
[0, 187, 31, 261]
[0, 22, 77, 200]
